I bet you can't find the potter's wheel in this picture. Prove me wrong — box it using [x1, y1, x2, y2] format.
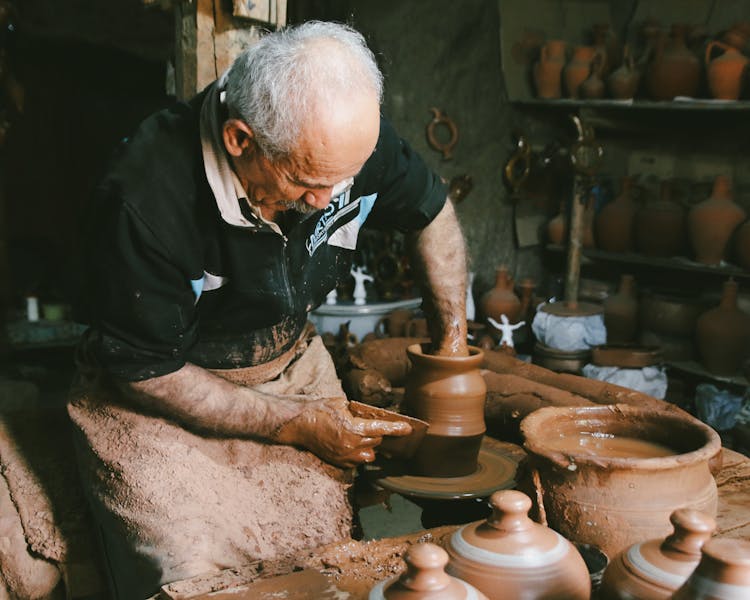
[367, 437, 522, 500]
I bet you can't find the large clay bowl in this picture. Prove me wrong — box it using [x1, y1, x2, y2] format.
[520, 405, 720, 559]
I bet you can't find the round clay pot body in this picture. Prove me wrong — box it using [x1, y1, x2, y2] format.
[371, 542, 489, 600]
[404, 344, 486, 477]
[671, 538, 750, 599]
[604, 274, 638, 343]
[639, 290, 708, 337]
[634, 182, 687, 257]
[600, 509, 716, 599]
[445, 490, 591, 600]
[547, 202, 568, 245]
[519, 405, 721, 560]
[480, 266, 522, 324]
[734, 219, 750, 269]
[608, 48, 641, 99]
[565, 46, 597, 98]
[696, 279, 750, 375]
[705, 40, 749, 100]
[647, 25, 700, 100]
[688, 175, 746, 265]
[534, 40, 566, 99]
[596, 176, 636, 252]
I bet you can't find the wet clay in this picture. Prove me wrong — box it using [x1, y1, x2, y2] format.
[546, 432, 675, 459]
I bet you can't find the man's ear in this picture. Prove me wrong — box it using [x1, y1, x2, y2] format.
[222, 119, 255, 158]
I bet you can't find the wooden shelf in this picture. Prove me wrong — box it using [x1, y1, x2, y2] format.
[513, 99, 750, 111]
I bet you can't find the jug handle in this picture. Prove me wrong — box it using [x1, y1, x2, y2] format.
[705, 39, 730, 66]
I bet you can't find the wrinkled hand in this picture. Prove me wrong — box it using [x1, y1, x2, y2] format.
[272, 397, 412, 468]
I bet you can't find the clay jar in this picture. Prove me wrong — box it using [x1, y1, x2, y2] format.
[534, 40, 566, 99]
[403, 344, 486, 477]
[479, 266, 522, 324]
[705, 40, 749, 100]
[444, 490, 591, 600]
[604, 274, 638, 344]
[581, 53, 606, 99]
[370, 542, 489, 600]
[519, 404, 720, 559]
[647, 24, 700, 100]
[608, 47, 641, 100]
[595, 176, 637, 252]
[547, 201, 568, 245]
[671, 538, 750, 599]
[634, 181, 687, 257]
[375, 308, 414, 338]
[599, 509, 716, 599]
[696, 279, 750, 376]
[565, 46, 597, 98]
[688, 175, 746, 265]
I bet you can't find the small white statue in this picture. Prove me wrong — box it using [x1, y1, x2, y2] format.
[350, 266, 374, 305]
[487, 314, 525, 349]
[325, 288, 338, 305]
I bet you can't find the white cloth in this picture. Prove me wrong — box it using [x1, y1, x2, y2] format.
[582, 364, 668, 399]
[532, 303, 607, 351]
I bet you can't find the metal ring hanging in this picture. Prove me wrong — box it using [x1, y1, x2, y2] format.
[426, 107, 459, 160]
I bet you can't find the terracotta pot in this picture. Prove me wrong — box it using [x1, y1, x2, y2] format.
[596, 176, 636, 252]
[647, 24, 700, 100]
[534, 40, 567, 99]
[532, 342, 591, 374]
[634, 181, 687, 257]
[405, 317, 429, 339]
[479, 266, 522, 324]
[688, 175, 746, 265]
[371, 542, 489, 600]
[592, 22, 621, 77]
[608, 46, 641, 99]
[696, 279, 750, 376]
[547, 202, 568, 245]
[519, 405, 721, 559]
[581, 53, 606, 99]
[705, 40, 749, 100]
[671, 538, 750, 599]
[404, 344, 486, 477]
[565, 46, 597, 98]
[734, 219, 750, 269]
[722, 21, 750, 53]
[518, 278, 537, 323]
[604, 274, 638, 343]
[600, 509, 716, 599]
[444, 490, 591, 600]
[639, 290, 708, 336]
[375, 308, 415, 338]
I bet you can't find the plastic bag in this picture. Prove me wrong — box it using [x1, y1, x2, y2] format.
[694, 383, 744, 431]
[582, 364, 668, 399]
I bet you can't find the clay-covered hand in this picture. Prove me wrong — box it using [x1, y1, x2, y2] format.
[272, 397, 412, 468]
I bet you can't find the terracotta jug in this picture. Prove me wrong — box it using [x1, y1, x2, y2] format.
[592, 22, 621, 77]
[534, 40, 566, 99]
[596, 176, 637, 251]
[600, 509, 716, 599]
[565, 46, 597, 98]
[647, 24, 700, 100]
[519, 405, 720, 559]
[581, 53, 606, 99]
[604, 274, 638, 344]
[547, 201, 568, 245]
[445, 490, 591, 600]
[370, 542, 489, 600]
[696, 279, 750, 376]
[705, 40, 749, 100]
[671, 538, 750, 599]
[403, 344, 486, 477]
[688, 175, 746, 265]
[634, 181, 687, 257]
[608, 46, 641, 99]
[723, 21, 750, 53]
[518, 278, 537, 323]
[733, 219, 750, 269]
[479, 266, 522, 324]
[375, 308, 414, 338]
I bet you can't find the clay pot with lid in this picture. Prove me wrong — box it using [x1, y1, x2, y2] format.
[370, 542, 489, 600]
[533, 40, 566, 99]
[634, 180, 687, 257]
[671, 538, 750, 599]
[706, 40, 749, 100]
[444, 490, 591, 600]
[696, 279, 750, 376]
[479, 266, 521, 324]
[565, 46, 597, 98]
[403, 344, 486, 477]
[519, 404, 720, 559]
[688, 175, 746, 265]
[604, 274, 638, 343]
[599, 508, 716, 599]
[647, 24, 700, 100]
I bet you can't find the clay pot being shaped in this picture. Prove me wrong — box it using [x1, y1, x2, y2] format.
[604, 274, 638, 343]
[596, 176, 637, 252]
[581, 54, 606, 99]
[370, 542, 489, 600]
[671, 538, 750, 599]
[733, 219, 750, 269]
[519, 404, 721, 559]
[547, 201, 568, 245]
[480, 266, 522, 324]
[647, 24, 700, 100]
[688, 175, 746, 265]
[705, 40, 749, 100]
[599, 508, 716, 599]
[565, 46, 597, 98]
[534, 40, 567, 99]
[696, 279, 750, 376]
[634, 181, 687, 257]
[608, 46, 641, 99]
[444, 490, 591, 600]
[403, 344, 486, 477]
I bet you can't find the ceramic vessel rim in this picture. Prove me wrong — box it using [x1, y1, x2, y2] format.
[519, 404, 721, 469]
[406, 343, 484, 367]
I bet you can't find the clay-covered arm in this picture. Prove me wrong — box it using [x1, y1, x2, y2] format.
[408, 198, 469, 356]
[122, 363, 411, 468]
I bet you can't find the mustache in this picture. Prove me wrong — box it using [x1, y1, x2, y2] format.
[276, 199, 321, 215]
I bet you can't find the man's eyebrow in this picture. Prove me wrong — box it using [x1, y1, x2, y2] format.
[288, 175, 332, 189]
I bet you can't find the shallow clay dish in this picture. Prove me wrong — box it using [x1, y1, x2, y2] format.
[591, 344, 663, 368]
[349, 401, 429, 459]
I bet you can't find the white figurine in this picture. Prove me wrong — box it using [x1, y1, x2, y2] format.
[487, 314, 525, 349]
[325, 288, 338, 305]
[350, 266, 374, 305]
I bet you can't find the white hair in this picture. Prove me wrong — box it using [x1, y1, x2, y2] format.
[224, 21, 384, 160]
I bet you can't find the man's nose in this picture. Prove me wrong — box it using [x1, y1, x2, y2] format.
[302, 188, 333, 210]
